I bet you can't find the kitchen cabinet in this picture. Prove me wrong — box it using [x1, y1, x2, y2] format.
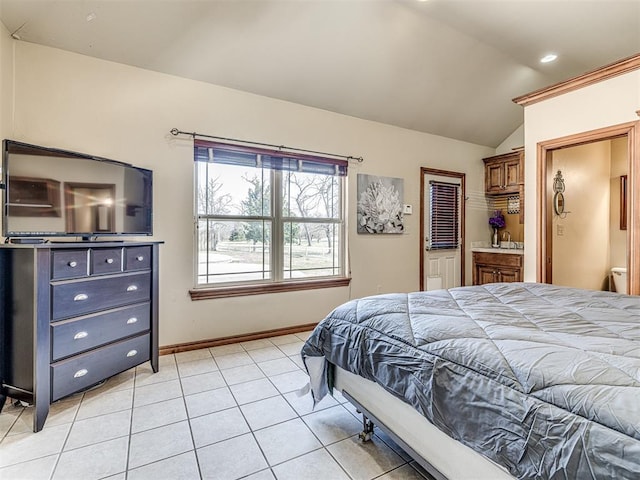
[483, 150, 523, 195]
[472, 251, 523, 285]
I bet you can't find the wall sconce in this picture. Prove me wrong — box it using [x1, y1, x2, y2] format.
[552, 170, 566, 217]
[620, 175, 627, 230]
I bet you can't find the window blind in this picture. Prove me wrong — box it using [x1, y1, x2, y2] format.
[193, 140, 347, 177]
[428, 181, 460, 250]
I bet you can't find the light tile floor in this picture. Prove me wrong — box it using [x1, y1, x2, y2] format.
[0, 332, 433, 480]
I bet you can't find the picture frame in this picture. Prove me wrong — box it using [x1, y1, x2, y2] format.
[356, 174, 404, 234]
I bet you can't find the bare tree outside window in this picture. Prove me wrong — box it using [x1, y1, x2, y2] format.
[197, 176, 232, 252]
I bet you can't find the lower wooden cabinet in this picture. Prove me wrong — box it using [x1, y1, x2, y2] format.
[473, 251, 523, 285]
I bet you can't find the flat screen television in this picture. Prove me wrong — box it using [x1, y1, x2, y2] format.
[1, 140, 153, 239]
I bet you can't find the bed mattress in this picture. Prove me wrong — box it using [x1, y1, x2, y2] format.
[301, 282, 640, 480]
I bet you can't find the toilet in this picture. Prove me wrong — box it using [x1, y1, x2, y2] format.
[611, 267, 627, 294]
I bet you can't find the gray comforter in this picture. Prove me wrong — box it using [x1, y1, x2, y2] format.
[301, 283, 640, 480]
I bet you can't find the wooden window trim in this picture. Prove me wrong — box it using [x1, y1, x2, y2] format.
[190, 276, 351, 300]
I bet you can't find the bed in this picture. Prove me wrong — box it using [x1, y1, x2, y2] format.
[301, 282, 640, 480]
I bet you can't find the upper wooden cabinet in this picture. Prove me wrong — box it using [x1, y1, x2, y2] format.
[483, 150, 523, 195]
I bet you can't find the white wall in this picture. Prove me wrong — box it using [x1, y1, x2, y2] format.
[0, 22, 12, 148]
[495, 124, 524, 154]
[0, 22, 13, 236]
[4, 41, 494, 346]
[522, 71, 640, 280]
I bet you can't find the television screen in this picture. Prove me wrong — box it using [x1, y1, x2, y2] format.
[2, 140, 153, 238]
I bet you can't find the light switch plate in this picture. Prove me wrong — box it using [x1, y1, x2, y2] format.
[403, 204, 412, 215]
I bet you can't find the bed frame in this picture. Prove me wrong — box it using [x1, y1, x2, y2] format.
[334, 366, 515, 480]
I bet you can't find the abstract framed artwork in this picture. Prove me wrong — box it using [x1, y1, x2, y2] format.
[356, 174, 404, 234]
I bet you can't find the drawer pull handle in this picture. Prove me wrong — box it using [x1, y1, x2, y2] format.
[74, 331, 88, 340]
[74, 293, 88, 302]
[68, 261, 78, 268]
[74, 369, 88, 378]
[136, 255, 144, 262]
[126, 285, 138, 292]
[127, 317, 138, 324]
[106, 258, 114, 264]
[126, 350, 138, 357]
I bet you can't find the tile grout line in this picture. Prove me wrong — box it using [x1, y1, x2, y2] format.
[175, 351, 206, 480]
[230, 336, 338, 478]
[237, 337, 357, 480]
[48, 388, 86, 480]
[1, 331, 424, 480]
[122, 366, 139, 480]
[236, 337, 281, 479]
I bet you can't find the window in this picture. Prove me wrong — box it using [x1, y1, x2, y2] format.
[427, 181, 460, 250]
[193, 140, 348, 295]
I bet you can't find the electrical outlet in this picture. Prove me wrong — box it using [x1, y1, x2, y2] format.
[557, 224, 564, 236]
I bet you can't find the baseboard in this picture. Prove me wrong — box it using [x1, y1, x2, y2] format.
[159, 322, 318, 355]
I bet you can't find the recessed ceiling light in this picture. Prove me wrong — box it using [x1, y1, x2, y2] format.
[86, 12, 97, 22]
[540, 53, 558, 63]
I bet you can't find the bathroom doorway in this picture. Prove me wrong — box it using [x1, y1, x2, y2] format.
[537, 121, 638, 294]
[546, 138, 627, 291]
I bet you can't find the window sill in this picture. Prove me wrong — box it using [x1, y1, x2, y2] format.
[189, 277, 351, 300]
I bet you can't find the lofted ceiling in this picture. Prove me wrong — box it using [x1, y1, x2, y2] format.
[0, 0, 638, 148]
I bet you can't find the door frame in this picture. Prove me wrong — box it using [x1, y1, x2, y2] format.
[536, 120, 639, 294]
[420, 167, 466, 290]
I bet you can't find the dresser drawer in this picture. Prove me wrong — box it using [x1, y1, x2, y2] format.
[51, 333, 150, 401]
[124, 246, 151, 272]
[51, 303, 151, 361]
[52, 250, 89, 280]
[51, 272, 151, 321]
[91, 248, 123, 275]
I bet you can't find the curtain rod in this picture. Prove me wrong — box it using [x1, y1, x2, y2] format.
[169, 128, 363, 163]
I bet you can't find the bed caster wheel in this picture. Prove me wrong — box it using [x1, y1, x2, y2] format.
[359, 415, 374, 442]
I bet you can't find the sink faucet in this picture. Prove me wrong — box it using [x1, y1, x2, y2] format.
[503, 231, 513, 249]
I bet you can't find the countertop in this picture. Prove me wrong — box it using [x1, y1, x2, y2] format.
[472, 247, 524, 255]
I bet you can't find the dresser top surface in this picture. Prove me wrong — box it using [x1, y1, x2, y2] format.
[0, 240, 163, 249]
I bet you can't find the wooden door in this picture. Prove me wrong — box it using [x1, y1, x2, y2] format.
[420, 168, 465, 290]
